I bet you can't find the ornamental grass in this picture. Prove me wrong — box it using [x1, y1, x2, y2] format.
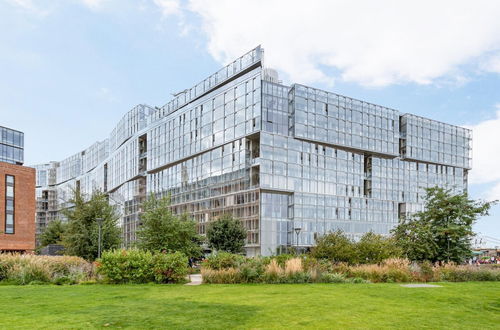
[0, 254, 94, 285]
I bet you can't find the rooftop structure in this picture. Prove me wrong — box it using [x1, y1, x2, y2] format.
[0, 126, 24, 165]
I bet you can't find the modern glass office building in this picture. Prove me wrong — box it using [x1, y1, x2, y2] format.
[34, 46, 471, 255]
[1, 126, 24, 165]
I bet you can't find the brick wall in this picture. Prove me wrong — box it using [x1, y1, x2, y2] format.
[0, 162, 35, 252]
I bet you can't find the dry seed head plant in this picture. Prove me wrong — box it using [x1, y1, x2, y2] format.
[265, 259, 283, 276]
[285, 258, 303, 275]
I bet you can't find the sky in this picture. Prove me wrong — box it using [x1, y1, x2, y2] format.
[1, 0, 499, 242]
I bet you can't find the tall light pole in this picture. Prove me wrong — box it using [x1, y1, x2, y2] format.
[96, 217, 103, 259]
[294, 227, 301, 253]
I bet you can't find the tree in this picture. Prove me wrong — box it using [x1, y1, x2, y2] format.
[206, 214, 247, 253]
[310, 230, 358, 263]
[392, 187, 496, 263]
[62, 189, 121, 261]
[356, 232, 402, 264]
[136, 194, 202, 258]
[39, 219, 67, 247]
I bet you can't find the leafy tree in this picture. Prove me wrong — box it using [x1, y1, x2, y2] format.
[62, 189, 121, 261]
[392, 187, 496, 263]
[206, 214, 247, 253]
[356, 232, 402, 264]
[392, 219, 438, 262]
[136, 194, 202, 258]
[39, 219, 67, 247]
[310, 230, 358, 263]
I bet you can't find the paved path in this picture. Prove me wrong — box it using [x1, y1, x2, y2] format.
[186, 274, 202, 286]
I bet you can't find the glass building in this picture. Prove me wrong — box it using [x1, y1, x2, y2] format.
[34, 46, 471, 255]
[0, 126, 24, 165]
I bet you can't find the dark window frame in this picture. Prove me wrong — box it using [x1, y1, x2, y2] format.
[5, 174, 15, 234]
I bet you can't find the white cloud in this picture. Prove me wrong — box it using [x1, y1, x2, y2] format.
[179, 0, 500, 87]
[467, 105, 500, 200]
[153, 0, 181, 17]
[80, 0, 107, 10]
[153, 0, 193, 36]
[6, 0, 51, 16]
[482, 55, 500, 74]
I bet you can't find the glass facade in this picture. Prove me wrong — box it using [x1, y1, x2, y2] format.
[0, 126, 24, 165]
[33, 46, 471, 255]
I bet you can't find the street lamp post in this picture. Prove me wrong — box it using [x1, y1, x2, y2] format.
[294, 227, 301, 252]
[96, 217, 103, 259]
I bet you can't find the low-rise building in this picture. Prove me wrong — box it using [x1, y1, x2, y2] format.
[0, 126, 35, 253]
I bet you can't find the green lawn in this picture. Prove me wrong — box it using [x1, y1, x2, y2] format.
[0, 282, 498, 329]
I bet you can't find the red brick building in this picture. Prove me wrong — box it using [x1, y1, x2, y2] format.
[0, 162, 36, 253]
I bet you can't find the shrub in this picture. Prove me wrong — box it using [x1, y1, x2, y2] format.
[263, 259, 283, 283]
[319, 273, 346, 283]
[282, 271, 311, 284]
[97, 249, 154, 284]
[347, 258, 412, 283]
[52, 276, 75, 285]
[0, 254, 93, 285]
[356, 232, 402, 264]
[347, 277, 370, 284]
[262, 258, 311, 284]
[273, 254, 295, 267]
[201, 268, 241, 284]
[0, 254, 17, 281]
[199, 255, 500, 284]
[98, 249, 190, 284]
[7, 261, 51, 285]
[284, 258, 303, 275]
[238, 258, 268, 283]
[152, 252, 188, 284]
[311, 230, 358, 264]
[437, 264, 500, 282]
[203, 252, 245, 270]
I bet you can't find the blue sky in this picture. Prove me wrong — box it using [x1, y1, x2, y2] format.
[1, 0, 499, 241]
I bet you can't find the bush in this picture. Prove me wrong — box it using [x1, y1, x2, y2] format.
[98, 249, 154, 284]
[319, 273, 347, 283]
[238, 258, 268, 283]
[0, 254, 17, 281]
[7, 261, 51, 285]
[437, 264, 500, 282]
[0, 254, 93, 285]
[97, 249, 189, 284]
[347, 277, 370, 284]
[153, 252, 188, 284]
[199, 255, 500, 284]
[273, 254, 295, 267]
[347, 258, 412, 283]
[203, 252, 245, 270]
[52, 276, 75, 285]
[356, 232, 402, 264]
[310, 230, 358, 264]
[282, 271, 311, 284]
[414, 260, 435, 282]
[201, 268, 242, 284]
[262, 259, 283, 283]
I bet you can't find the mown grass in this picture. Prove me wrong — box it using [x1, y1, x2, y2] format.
[0, 282, 498, 329]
